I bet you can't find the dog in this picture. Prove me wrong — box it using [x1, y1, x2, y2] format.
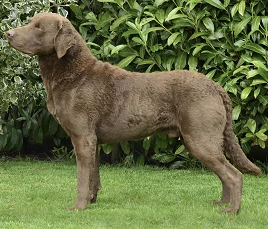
[7, 12, 261, 213]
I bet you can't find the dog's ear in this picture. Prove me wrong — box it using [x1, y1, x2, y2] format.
[54, 19, 76, 59]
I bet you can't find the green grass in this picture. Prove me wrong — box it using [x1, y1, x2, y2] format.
[0, 160, 267, 229]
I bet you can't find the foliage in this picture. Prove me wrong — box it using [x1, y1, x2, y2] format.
[51, 146, 76, 160]
[1, 0, 267, 166]
[0, 0, 75, 152]
[68, 0, 268, 165]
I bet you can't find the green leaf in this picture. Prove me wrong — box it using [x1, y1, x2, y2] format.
[241, 87, 252, 100]
[165, 7, 184, 21]
[136, 155, 145, 165]
[258, 95, 268, 106]
[262, 17, 268, 32]
[110, 14, 132, 31]
[111, 45, 127, 55]
[232, 105, 241, 120]
[33, 127, 43, 144]
[189, 32, 208, 40]
[247, 119, 256, 133]
[251, 16, 261, 31]
[143, 137, 151, 151]
[250, 79, 267, 86]
[252, 61, 268, 71]
[137, 59, 155, 66]
[175, 52, 187, 70]
[243, 43, 267, 56]
[259, 115, 268, 125]
[245, 133, 254, 138]
[204, 0, 225, 10]
[140, 18, 155, 27]
[155, 135, 168, 148]
[224, 0, 230, 7]
[231, 3, 239, 17]
[254, 86, 261, 98]
[258, 67, 268, 82]
[70, 4, 82, 17]
[49, 117, 58, 135]
[14, 129, 23, 151]
[255, 131, 268, 141]
[156, 9, 165, 24]
[203, 17, 214, 33]
[132, 37, 144, 45]
[117, 55, 137, 68]
[98, 0, 115, 2]
[206, 69, 217, 79]
[167, 32, 180, 46]
[192, 43, 207, 56]
[238, 0, 245, 16]
[143, 27, 163, 35]
[234, 17, 251, 37]
[257, 139, 266, 149]
[164, 57, 175, 71]
[5, 127, 17, 151]
[175, 145, 185, 154]
[154, 0, 168, 7]
[233, 65, 248, 75]
[152, 153, 176, 163]
[247, 70, 259, 79]
[126, 21, 139, 33]
[85, 12, 98, 23]
[146, 64, 155, 73]
[120, 141, 130, 154]
[154, 53, 162, 66]
[101, 144, 114, 154]
[188, 56, 198, 71]
[41, 111, 51, 134]
[22, 120, 32, 136]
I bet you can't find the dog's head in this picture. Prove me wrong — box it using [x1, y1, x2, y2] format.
[7, 12, 76, 59]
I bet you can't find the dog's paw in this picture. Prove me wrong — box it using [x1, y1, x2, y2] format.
[213, 199, 229, 205]
[90, 195, 97, 204]
[68, 201, 87, 210]
[221, 207, 240, 214]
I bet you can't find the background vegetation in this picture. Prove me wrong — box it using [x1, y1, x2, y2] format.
[0, 0, 267, 166]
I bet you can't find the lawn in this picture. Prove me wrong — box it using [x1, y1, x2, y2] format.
[0, 160, 267, 229]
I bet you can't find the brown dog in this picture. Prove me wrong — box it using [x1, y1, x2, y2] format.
[7, 12, 261, 213]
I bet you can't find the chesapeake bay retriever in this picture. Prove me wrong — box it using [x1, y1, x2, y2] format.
[7, 12, 261, 213]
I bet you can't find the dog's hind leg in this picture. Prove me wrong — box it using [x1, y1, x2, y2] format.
[213, 161, 243, 207]
[183, 135, 243, 214]
[90, 146, 101, 204]
[213, 175, 230, 205]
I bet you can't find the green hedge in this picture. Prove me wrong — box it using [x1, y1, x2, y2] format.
[0, 0, 267, 166]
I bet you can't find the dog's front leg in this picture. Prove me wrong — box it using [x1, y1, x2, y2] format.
[69, 133, 98, 210]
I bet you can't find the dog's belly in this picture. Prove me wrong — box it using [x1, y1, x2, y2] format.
[96, 113, 180, 143]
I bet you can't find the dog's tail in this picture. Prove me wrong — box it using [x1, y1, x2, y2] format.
[219, 88, 262, 176]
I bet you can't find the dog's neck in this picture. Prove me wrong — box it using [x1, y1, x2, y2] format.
[38, 32, 128, 97]
[39, 41, 95, 77]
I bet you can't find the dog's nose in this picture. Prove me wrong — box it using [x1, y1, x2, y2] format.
[6, 30, 15, 38]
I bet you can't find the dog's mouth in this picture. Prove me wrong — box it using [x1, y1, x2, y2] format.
[7, 40, 35, 56]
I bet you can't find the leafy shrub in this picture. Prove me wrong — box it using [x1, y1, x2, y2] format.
[69, 0, 268, 165]
[0, 0, 75, 152]
[1, 0, 267, 165]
